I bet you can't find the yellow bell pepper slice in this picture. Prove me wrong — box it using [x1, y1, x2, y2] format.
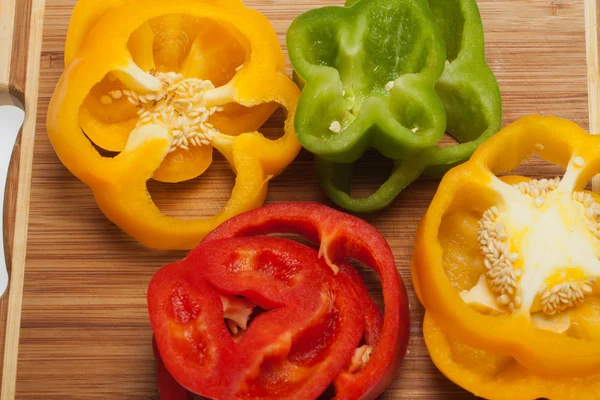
[47, 0, 300, 250]
[424, 313, 600, 400]
[412, 116, 600, 380]
[66, 0, 280, 183]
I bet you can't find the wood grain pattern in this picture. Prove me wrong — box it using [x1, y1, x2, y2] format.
[5, 0, 593, 398]
[587, 0, 600, 192]
[0, 0, 16, 91]
[0, 0, 17, 392]
[0, 0, 44, 397]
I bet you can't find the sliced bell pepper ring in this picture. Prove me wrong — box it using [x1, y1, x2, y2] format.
[412, 116, 600, 384]
[423, 314, 600, 400]
[153, 337, 192, 400]
[420, 0, 502, 178]
[287, 0, 447, 164]
[148, 202, 410, 399]
[66, 0, 282, 179]
[289, 0, 501, 212]
[152, 264, 385, 400]
[47, 0, 300, 250]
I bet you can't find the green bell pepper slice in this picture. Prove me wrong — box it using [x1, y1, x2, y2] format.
[296, 0, 502, 213]
[287, 0, 447, 164]
[421, 0, 502, 177]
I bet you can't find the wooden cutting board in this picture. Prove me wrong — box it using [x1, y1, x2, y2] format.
[0, 0, 597, 398]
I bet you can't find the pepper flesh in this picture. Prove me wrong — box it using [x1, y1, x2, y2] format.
[424, 314, 600, 400]
[412, 116, 600, 385]
[149, 202, 410, 399]
[287, 0, 447, 164]
[47, 0, 300, 250]
[66, 0, 281, 182]
[288, 0, 501, 212]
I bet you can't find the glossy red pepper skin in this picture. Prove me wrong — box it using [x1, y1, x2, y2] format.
[149, 203, 409, 400]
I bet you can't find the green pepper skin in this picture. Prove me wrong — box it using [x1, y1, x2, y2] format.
[422, 0, 502, 177]
[287, 0, 447, 164]
[295, 0, 502, 212]
[315, 157, 423, 213]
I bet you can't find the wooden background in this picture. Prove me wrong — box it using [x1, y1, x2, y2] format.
[3, 0, 592, 398]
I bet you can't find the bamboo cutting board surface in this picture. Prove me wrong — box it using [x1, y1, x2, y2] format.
[1, 0, 595, 398]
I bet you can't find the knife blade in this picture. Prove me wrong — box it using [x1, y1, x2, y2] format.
[0, 93, 24, 299]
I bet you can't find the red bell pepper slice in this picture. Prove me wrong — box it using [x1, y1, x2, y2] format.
[148, 202, 409, 400]
[153, 336, 194, 400]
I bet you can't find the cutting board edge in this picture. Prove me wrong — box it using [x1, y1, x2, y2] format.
[1, 0, 600, 398]
[0, 0, 46, 397]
